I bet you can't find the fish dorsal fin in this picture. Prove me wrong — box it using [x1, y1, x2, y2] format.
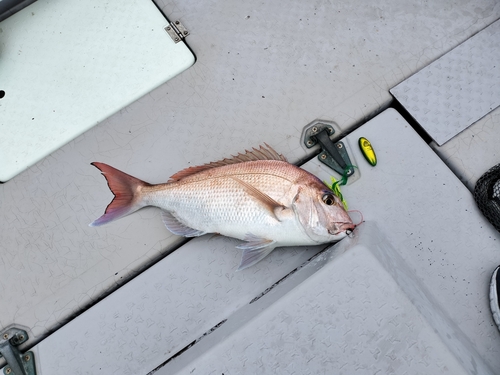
[169, 143, 287, 182]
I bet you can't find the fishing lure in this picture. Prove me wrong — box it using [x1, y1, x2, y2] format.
[358, 137, 377, 166]
[327, 176, 348, 210]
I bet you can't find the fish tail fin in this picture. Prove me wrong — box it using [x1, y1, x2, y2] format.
[90, 162, 150, 227]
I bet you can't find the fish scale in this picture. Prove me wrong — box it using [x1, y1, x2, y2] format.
[91, 145, 355, 270]
[148, 162, 296, 223]
[148, 172, 279, 231]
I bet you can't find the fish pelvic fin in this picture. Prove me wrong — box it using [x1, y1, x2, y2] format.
[236, 234, 277, 271]
[90, 162, 150, 227]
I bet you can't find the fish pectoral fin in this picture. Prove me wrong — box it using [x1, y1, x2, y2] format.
[236, 234, 277, 270]
[231, 177, 287, 221]
[161, 210, 206, 237]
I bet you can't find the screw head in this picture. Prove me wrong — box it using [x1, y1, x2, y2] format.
[166, 26, 171, 31]
[24, 354, 31, 361]
[320, 154, 327, 160]
[311, 126, 318, 134]
[3, 333, 8, 340]
[183, 31, 188, 35]
[306, 140, 313, 146]
[175, 20, 180, 24]
[5, 368, 11, 375]
[336, 143, 343, 149]
[175, 37, 180, 42]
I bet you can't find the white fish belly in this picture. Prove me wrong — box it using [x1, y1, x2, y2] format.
[144, 175, 316, 246]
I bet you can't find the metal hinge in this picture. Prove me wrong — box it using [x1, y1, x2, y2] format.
[164, 20, 189, 43]
[303, 120, 355, 177]
[0, 328, 36, 375]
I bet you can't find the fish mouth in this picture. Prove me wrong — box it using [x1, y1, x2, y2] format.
[329, 222, 356, 235]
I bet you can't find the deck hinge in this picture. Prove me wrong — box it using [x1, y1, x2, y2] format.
[0, 328, 36, 375]
[164, 20, 189, 43]
[303, 121, 355, 177]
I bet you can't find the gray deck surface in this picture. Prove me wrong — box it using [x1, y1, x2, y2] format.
[26, 110, 500, 374]
[1, 0, 500, 373]
[391, 19, 500, 146]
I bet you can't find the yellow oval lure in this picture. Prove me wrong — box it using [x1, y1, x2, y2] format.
[358, 137, 377, 166]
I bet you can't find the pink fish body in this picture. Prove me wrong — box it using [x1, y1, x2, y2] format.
[91, 145, 355, 270]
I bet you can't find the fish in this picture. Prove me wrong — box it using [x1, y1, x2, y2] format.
[90, 144, 355, 270]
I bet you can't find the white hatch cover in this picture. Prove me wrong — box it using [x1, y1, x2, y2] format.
[0, 0, 195, 181]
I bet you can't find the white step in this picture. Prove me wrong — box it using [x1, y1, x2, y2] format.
[164, 222, 489, 375]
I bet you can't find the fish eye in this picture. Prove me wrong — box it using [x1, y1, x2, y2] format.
[322, 193, 335, 206]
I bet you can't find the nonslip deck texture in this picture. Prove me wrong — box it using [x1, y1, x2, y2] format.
[391, 19, 500, 146]
[14, 110, 499, 375]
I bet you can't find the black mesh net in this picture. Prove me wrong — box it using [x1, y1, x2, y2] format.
[493, 180, 500, 201]
[474, 163, 500, 232]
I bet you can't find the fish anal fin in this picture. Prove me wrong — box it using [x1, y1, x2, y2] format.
[236, 234, 277, 270]
[231, 177, 287, 221]
[168, 144, 286, 182]
[161, 210, 206, 237]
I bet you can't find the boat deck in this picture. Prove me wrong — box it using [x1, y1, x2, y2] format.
[1, 1, 500, 373]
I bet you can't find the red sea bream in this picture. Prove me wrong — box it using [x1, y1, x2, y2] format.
[91, 145, 355, 270]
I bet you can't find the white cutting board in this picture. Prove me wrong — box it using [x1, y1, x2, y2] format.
[0, 0, 194, 181]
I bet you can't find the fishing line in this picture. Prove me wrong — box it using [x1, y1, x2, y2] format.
[347, 210, 364, 226]
[331, 164, 357, 189]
